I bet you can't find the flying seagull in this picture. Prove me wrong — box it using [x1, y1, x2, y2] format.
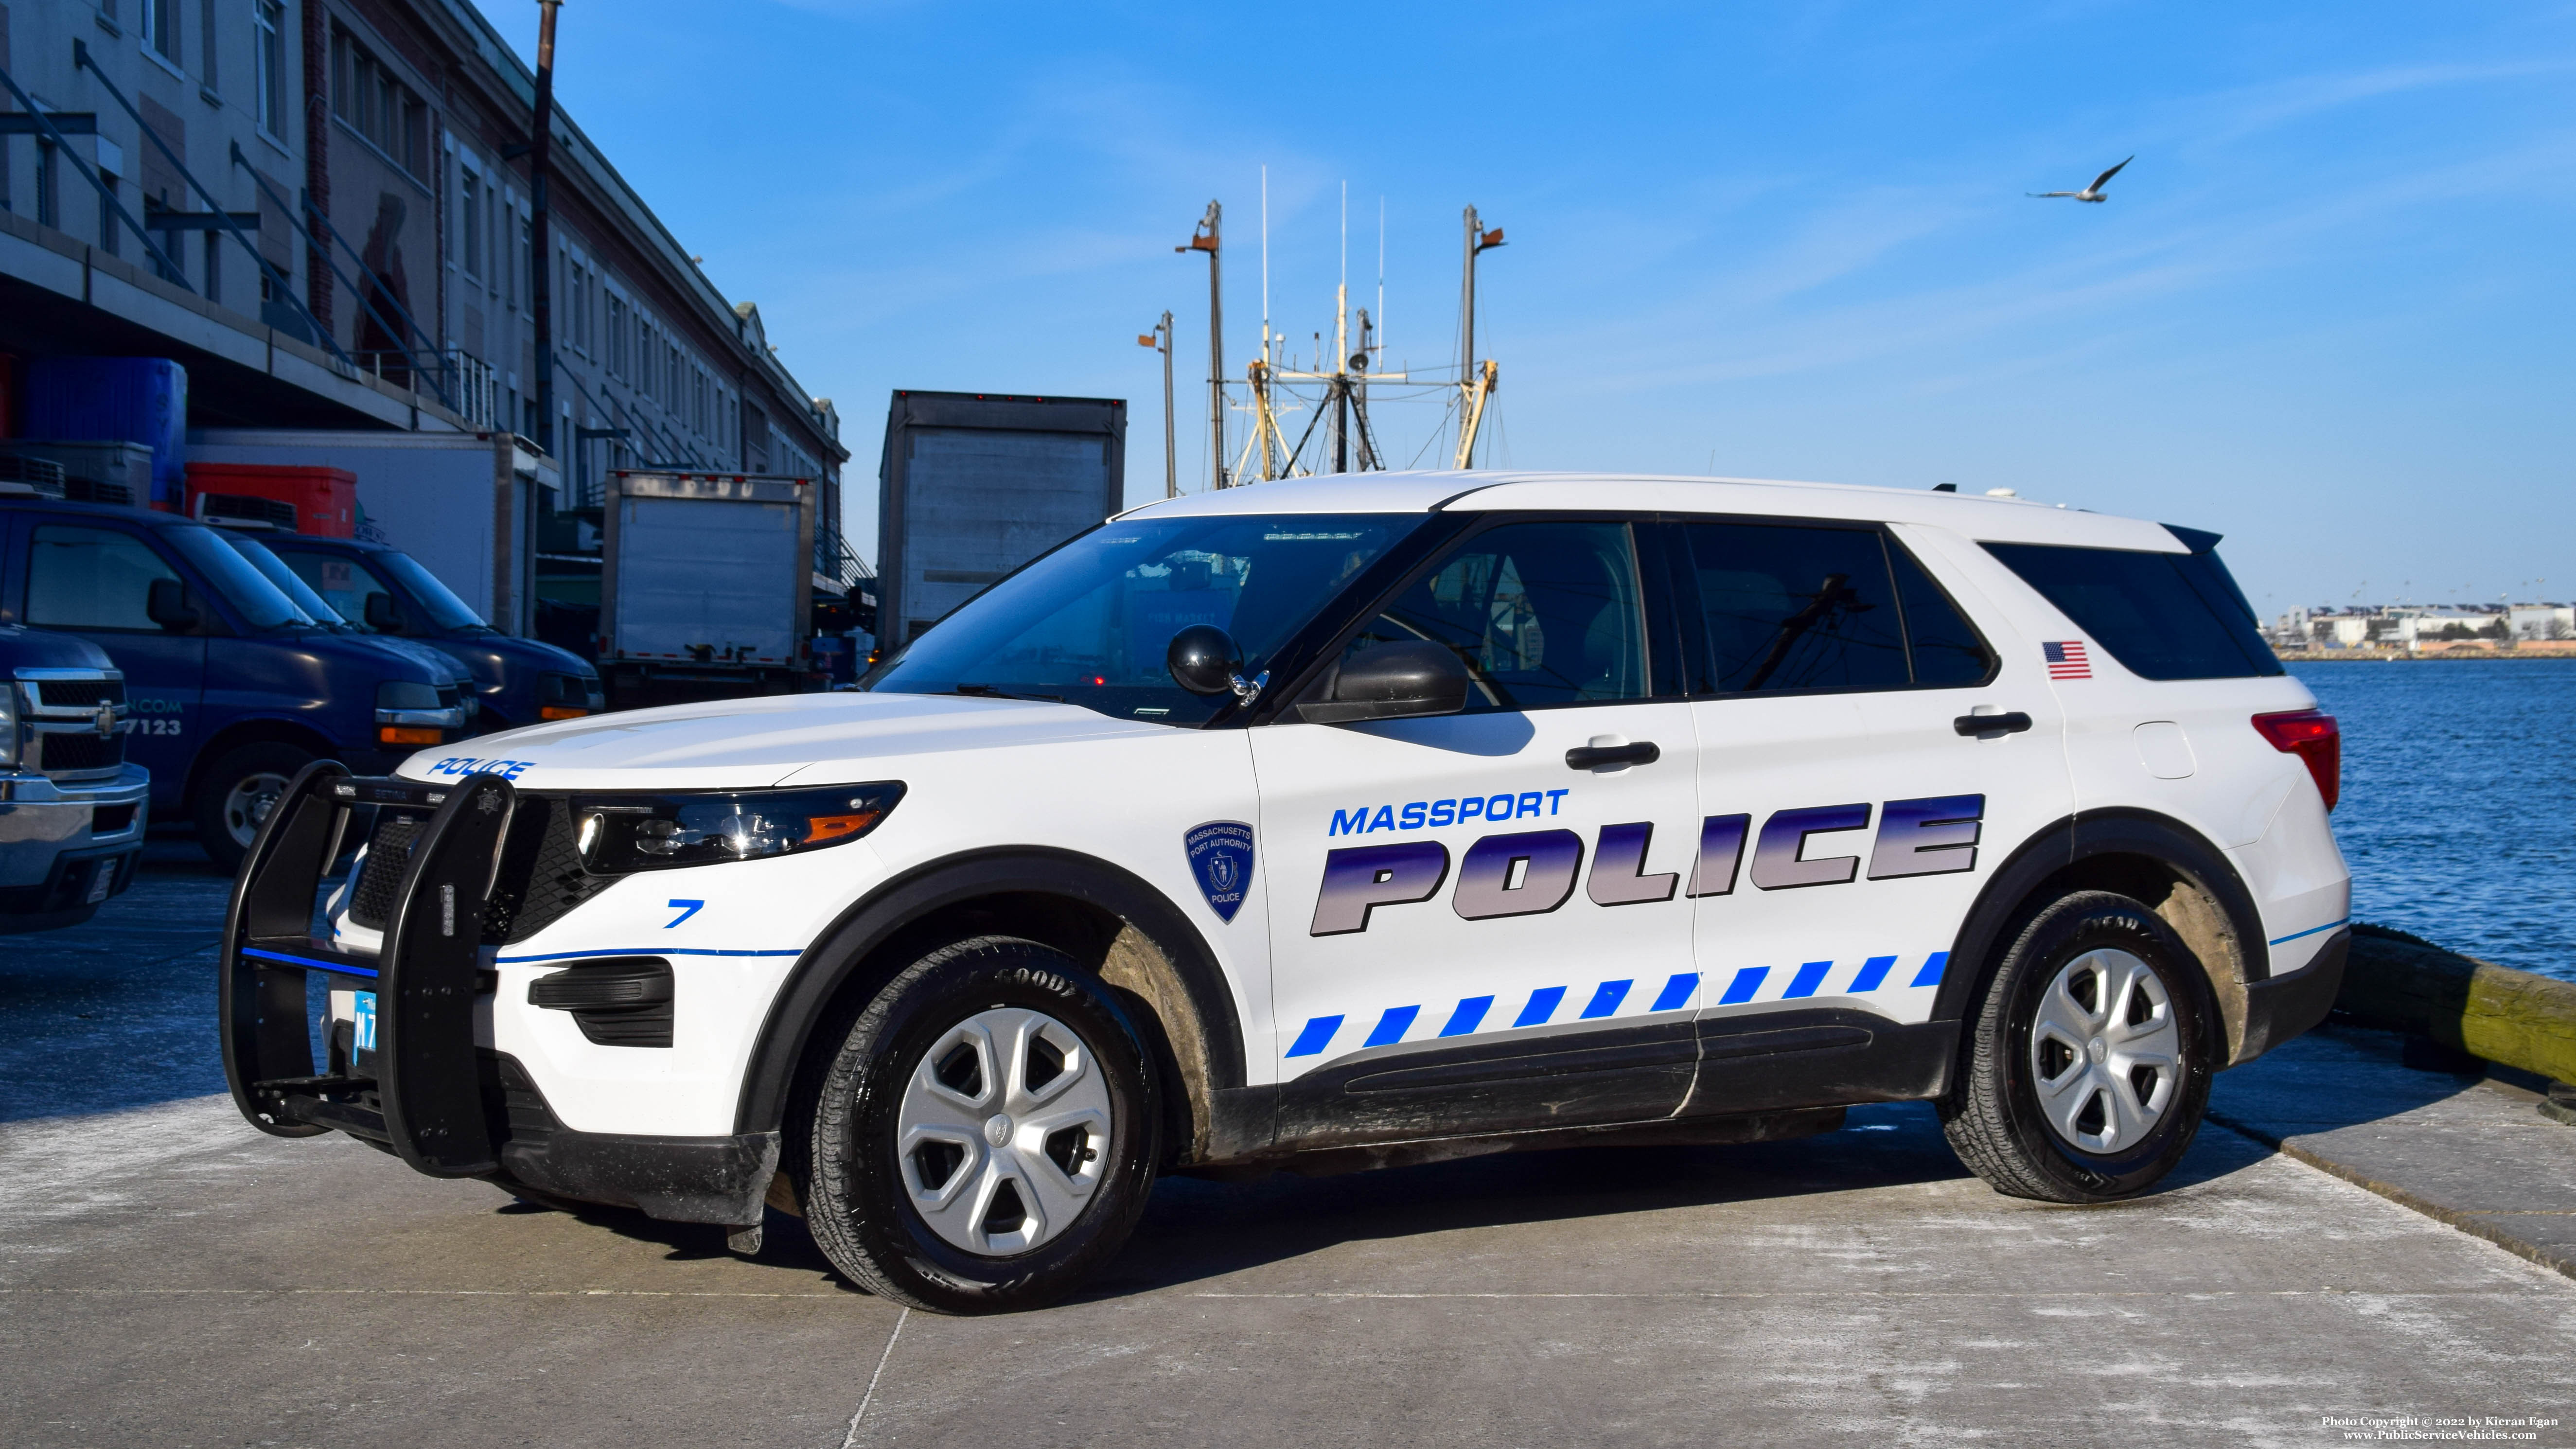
[2029, 156, 2133, 203]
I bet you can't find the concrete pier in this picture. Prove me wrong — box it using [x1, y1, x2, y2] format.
[4, 851, 2573, 1446]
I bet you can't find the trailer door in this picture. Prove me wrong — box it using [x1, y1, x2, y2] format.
[612, 493, 800, 666]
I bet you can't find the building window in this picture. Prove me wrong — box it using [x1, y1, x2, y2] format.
[98, 170, 120, 257]
[459, 171, 480, 278]
[514, 214, 529, 310]
[200, 0, 219, 89]
[332, 27, 427, 179]
[36, 141, 60, 230]
[607, 297, 626, 376]
[143, 0, 178, 61]
[253, 1, 285, 136]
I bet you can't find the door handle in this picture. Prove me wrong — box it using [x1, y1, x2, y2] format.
[1953, 712, 2033, 737]
[1566, 741, 1661, 770]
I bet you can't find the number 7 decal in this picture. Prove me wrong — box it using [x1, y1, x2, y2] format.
[666, 899, 705, 929]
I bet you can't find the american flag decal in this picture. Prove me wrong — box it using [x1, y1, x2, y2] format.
[2043, 641, 2092, 679]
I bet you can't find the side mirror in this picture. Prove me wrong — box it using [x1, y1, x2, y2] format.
[146, 577, 201, 632]
[364, 592, 406, 632]
[1295, 642, 1470, 724]
[1169, 624, 1267, 701]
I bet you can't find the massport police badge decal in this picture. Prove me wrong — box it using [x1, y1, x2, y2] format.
[1184, 821, 1255, 923]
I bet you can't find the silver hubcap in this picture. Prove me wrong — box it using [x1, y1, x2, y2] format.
[897, 1007, 1112, 1255]
[2029, 947, 2180, 1155]
[223, 771, 293, 848]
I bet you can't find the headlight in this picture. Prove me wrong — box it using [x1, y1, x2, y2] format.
[376, 680, 466, 745]
[572, 783, 904, 874]
[540, 671, 599, 721]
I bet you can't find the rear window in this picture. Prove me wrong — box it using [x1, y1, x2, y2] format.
[1983, 542, 2282, 680]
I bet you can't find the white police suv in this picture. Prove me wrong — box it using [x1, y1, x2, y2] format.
[220, 472, 2349, 1313]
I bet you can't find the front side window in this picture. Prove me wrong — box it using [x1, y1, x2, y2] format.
[1341, 519, 1649, 713]
[1984, 541, 2282, 680]
[27, 526, 182, 631]
[226, 534, 353, 627]
[1682, 522, 1994, 694]
[868, 513, 1420, 724]
[277, 547, 388, 627]
[373, 550, 488, 631]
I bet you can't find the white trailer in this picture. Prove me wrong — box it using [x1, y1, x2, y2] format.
[598, 470, 817, 704]
[183, 429, 559, 634]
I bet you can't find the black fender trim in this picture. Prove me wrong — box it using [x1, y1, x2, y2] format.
[733, 847, 1247, 1136]
[1931, 807, 2272, 1041]
[500, 1130, 780, 1227]
[2239, 928, 2349, 1062]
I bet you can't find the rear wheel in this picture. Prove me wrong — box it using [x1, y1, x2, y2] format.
[1940, 890, 2215, 1202]
[801, 936, 1160, 1313]
[193, 741, 316, 873]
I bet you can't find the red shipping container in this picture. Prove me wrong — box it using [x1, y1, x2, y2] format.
[184, 462, 358, 536]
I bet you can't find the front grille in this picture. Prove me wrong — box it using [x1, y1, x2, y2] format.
[24, 677, 124, 709]
[346, 794, 616, 942]
[347, 810, 427, 929]
[483, 796, 616, 943]
[33, 732, 123, 775]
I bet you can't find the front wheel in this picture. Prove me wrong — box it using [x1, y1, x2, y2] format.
[1940, 890, 2216, 1203]
[801, 936, 1161, 1313]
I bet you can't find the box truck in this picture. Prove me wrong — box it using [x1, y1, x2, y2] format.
[875, 391, 1126, 649]
[597, 469, 818, 707]
[184, 429, 559, 634]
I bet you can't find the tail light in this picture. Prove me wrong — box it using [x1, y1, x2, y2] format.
[2252, 709, 2339, 811]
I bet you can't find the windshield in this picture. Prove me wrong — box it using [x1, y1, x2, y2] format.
[163, 525, 316, 631]
[867, 512, 1422, 723]
[222, 532, 360, 629]
[376, 550, 490, 632]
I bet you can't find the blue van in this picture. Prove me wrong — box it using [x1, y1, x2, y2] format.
[0, 497, 466, 869]
[264, 535, 604, 731]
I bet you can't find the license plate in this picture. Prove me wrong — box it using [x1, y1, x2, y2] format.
[83, 862, 113, 904]
[352, 992, 377, 1053]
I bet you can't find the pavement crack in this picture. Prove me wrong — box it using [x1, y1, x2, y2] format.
[841, 1305, 908, 1447]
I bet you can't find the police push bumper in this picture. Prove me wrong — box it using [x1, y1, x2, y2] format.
[218, 762, 778, 1227]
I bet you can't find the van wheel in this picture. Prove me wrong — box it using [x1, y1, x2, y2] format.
[194, 742, 316, 873]
[802, 936, 1160, 1314]
[1939, 890, 2215, 1203]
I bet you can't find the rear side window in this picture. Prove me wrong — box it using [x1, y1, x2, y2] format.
[1983, 542, 2282, 680]
[1679, 522, 1995, 693]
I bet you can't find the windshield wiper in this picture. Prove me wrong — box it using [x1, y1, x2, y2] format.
[952, 683, 1064, 703]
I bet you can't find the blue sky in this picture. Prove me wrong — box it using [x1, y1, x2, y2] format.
[476, 0, 2575, 613]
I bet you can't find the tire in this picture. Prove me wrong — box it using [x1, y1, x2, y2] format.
[1939, 890, 2216, 1203]
[801, 936, 1161, 1313]
[193, 741, 318, 874]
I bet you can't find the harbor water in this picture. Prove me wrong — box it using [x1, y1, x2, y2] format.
[2290, 661, 2576, 981]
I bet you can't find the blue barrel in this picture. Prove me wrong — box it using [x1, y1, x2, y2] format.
[23, 357, 188, 508]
